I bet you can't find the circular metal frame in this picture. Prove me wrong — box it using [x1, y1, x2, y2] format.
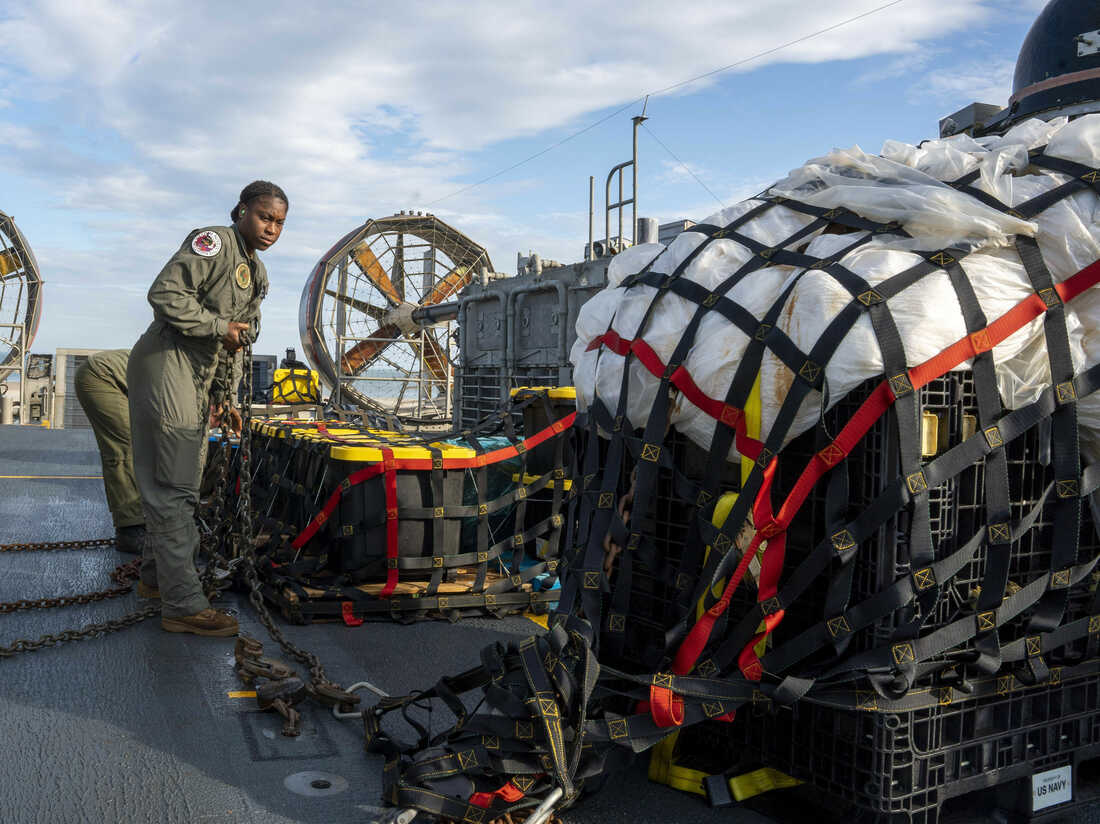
[299, 213, 490, 424]
[0, 210, 43, 384]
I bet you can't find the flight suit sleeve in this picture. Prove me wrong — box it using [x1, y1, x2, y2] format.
[147, 237, 229, 340]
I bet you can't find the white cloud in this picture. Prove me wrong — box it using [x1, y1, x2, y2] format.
[0, 0, 1020, 354]
[911, 57, 1017, 109]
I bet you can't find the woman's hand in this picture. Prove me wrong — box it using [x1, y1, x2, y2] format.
[222, 321, 250, 352]
[209, 403, 243, 435]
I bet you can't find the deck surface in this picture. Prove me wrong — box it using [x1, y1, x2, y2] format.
[0, 425, 1096, 824]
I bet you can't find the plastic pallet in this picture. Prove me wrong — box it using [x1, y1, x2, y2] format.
[730, 662, 1100, 823]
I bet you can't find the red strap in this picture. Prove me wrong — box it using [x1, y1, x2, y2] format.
[669, 257, 1100, 678]
[649, 685, 685, 728]
[290, 463, 385, 549]
[341, 601, 364, 626]
[587, 331, 767, 456]
[671, 454, 778, 675]
[469, 781, 526, 808]
[379, 448, 400, 598]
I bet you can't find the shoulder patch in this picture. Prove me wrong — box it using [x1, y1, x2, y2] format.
[191, 230, 222, 257]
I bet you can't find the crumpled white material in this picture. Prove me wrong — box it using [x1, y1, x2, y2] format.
[571, 115, 1100, 463]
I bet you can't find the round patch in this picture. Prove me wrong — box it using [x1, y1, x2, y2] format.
[234, 262, 251, 289]
[191, 230, 222, 257]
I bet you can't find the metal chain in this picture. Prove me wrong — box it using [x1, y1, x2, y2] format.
[0, 559, 143, 613]
[0, 558, 160, 658]
[234, 339, 338, 689]
[0, 538, 115, 552]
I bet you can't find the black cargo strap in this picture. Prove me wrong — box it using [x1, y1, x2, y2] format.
[362, 165, 1100, 823]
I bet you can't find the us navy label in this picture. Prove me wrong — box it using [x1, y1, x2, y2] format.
[1032, 765, 1072, 811]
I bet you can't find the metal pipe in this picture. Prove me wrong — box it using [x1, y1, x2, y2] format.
[605, 172, 611, 258]
[588, 176, 594, 261]
[617, 169, 623, 252]
[632, 115, 641, 245]
[410, 301, 460, 326]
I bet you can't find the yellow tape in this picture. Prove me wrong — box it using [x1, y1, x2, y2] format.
[226, 690, 257, 698]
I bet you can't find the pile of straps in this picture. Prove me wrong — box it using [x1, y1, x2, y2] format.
[364, 145, 1100, 821]
[243, 389, 576, 623]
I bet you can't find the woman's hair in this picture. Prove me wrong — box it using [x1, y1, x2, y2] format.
[231, 180, 288, 222]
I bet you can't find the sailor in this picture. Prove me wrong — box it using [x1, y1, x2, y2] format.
[128, 180, 287, 636]
[73, 348, 145, 553]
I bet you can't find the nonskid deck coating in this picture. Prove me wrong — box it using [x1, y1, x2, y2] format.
[0, 425, 1095, 824]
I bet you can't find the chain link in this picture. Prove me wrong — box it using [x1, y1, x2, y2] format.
[0, 558, 160, 657]
[0, 559, 143, 614]
[234, 339, 336, 688]
[0, 538, 115, 552]
[1, 341, 342, 687]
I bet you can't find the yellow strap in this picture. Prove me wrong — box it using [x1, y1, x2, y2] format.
[697, 375, 762, 621]
[728, 767, 803, 801]
[648, 734, 802, 801]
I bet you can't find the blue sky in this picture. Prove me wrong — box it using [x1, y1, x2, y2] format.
[0, 0, 1049, 360]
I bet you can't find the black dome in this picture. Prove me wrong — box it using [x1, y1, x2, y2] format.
[1009, 0, 1100, 123]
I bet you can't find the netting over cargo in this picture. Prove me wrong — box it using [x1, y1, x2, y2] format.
[229, 389, 575, 623]
[364, 115, 1100, 824]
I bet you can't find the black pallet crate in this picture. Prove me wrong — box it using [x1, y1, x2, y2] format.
[593, 370, 1099, 675]
[760, 371, 1100, 663]
[729, 661, 1100, 823]
[456, 364, 568, 429]
[603, 427, 741, 674]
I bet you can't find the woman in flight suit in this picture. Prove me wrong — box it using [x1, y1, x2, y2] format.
[128, 181, 287, 636]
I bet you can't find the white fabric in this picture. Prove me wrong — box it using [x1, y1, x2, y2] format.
[571, 115, 1100, 463]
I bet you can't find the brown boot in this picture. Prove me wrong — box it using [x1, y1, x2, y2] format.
[136, 581, 160, 599]
[161, 609, 239, 637]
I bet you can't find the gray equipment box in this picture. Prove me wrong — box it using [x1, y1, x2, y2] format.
[454, 258, 608, 428]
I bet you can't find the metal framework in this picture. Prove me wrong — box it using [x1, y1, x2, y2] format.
[0, 210, 43, 395]
[299, 212, 491, 426]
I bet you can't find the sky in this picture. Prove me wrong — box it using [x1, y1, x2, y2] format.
[0, 0, 1051, 362]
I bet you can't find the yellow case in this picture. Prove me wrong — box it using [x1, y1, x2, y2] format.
[271, 368, 320, 403]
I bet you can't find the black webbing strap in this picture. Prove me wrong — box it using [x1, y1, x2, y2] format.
[1017, 237, 1082, 661]
[943, 255, 1012, 680]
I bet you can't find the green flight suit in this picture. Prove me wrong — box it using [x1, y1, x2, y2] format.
[128, 225, 267, 618]
[73, 348, 144, 529]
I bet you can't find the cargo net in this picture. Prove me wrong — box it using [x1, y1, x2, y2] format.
[364, 116, 1100, 822]
[239, 388, 576, 623]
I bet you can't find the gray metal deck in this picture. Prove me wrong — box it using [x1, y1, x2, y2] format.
[0, 425, 1094, 824]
